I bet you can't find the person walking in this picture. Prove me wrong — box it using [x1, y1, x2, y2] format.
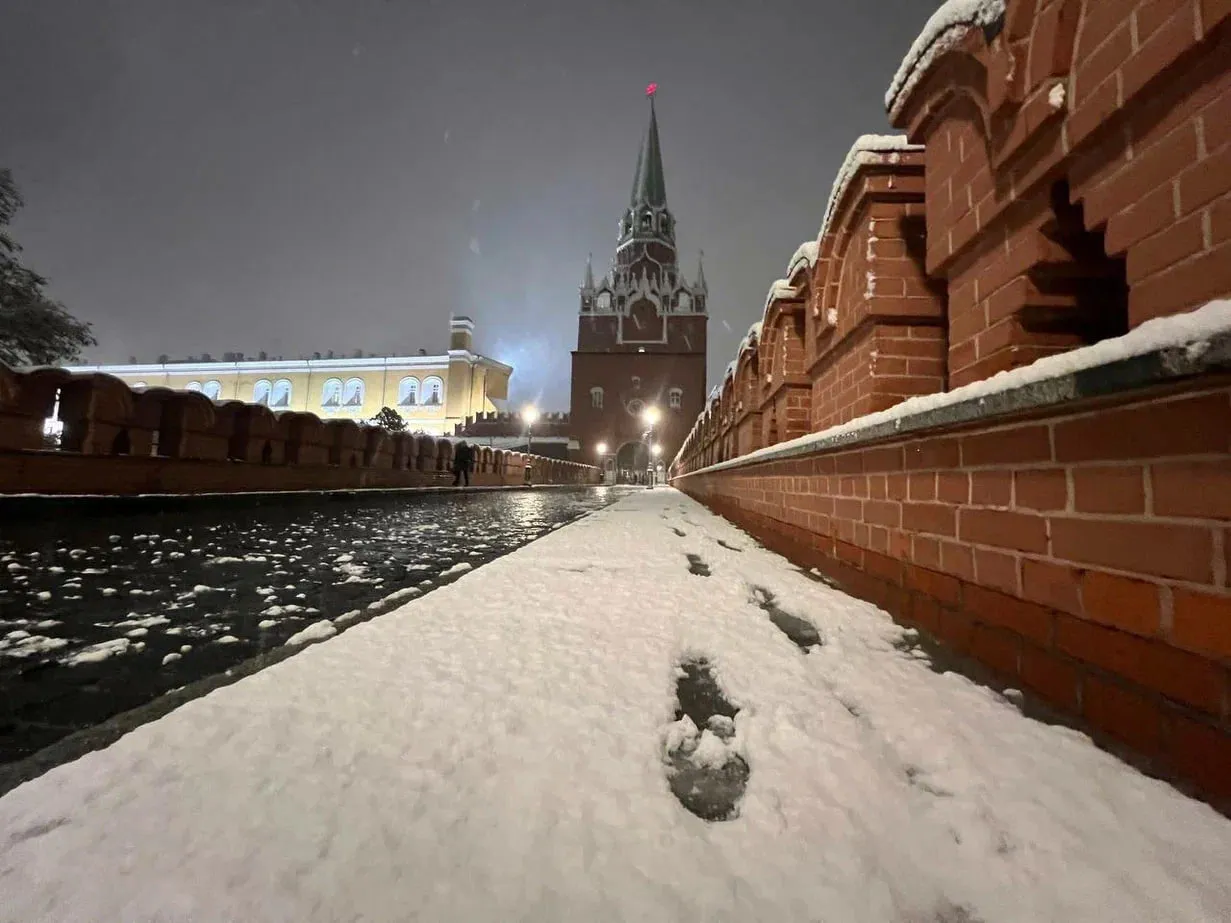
[452, 441, 474, 487]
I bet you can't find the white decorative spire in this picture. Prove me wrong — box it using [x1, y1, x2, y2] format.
[695, 250, 707, 293]
[581, 253, 595, 293]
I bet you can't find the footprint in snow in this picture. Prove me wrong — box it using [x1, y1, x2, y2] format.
[662, 658, 749, 822]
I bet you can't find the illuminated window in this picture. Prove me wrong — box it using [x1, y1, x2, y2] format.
[626, 398, 644, 417]
[631, 375, 641, 390]
[321, 378, 343, 408]
[202, 380, 223, 401]
[423, 376, 444, 406]
[398, 376, 420, 407]
[271, 379, 292, 408]
[342, 378, 365, 408]
[669, 387, 683, 409]
[590, 386, 604, 409]
[253, 380, 272, 405]
[185, 381, 203, 393]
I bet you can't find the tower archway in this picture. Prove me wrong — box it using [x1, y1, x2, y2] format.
[615, 440, 649, 483]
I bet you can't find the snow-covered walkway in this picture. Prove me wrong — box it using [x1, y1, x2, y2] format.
[2, 489, 1228, 922]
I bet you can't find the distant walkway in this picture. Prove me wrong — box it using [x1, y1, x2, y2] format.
[1, 489, 1228, 922]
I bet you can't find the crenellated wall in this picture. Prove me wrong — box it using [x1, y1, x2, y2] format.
[0, 364, 601, 496]
[672, 0, 1231, 805]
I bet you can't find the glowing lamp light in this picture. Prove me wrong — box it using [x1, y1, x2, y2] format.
[596, 442, 608, 455]
[642, 405, 661, 426]
[521, 406, 540, 426]
[645, 82, 658, 97]
[651, 444, 662, 456]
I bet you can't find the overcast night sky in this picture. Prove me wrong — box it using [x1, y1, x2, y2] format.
[1, 0, 938, 408]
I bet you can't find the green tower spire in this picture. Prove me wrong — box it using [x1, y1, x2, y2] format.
[630, 96, 667, 208]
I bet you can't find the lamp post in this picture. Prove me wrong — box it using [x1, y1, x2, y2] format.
[641, 405, 661, 488]
[596, 441, 613, 484]
[521, 405, 539, 455]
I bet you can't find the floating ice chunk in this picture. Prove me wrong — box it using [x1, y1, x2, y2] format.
[62, 638, 131, 666]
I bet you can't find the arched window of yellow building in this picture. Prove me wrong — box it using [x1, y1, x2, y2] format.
[342, 378, 365, 408]
[321, 378, 343, 409]
[203, 380, 223, 401]
[422, 376, 443, 406]
[253, 380, 272, 405]
[398, 377, 419, 407]
[271, 379, 292, 409]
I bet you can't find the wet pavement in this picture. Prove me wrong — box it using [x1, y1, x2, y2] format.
[0, 487, 623, 764]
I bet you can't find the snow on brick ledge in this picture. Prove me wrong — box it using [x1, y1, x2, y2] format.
[739, 321, 763, 357]
[682, 299, 1231, 475]
[787, 240, 820, 279]
[817, 135, 922, 245]
[885, 0, 1007, 120]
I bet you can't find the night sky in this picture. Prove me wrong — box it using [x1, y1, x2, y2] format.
[1, 0, 939, 408]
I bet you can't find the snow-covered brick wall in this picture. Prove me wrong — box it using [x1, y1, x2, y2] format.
[817, 135, 923, 246]
[697, 298, 1231, 474]
[885, 0, 1007, 120]
[787, 240, 820, 279]
[762, 279, 798, 316]
[738, 321, 763, 357]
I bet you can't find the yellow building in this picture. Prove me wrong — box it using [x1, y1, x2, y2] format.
[65, 316, 510, 436]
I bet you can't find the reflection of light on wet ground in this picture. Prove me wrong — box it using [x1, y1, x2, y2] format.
[0, 487, 622, 763]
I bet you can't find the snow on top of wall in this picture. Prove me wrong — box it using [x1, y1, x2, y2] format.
[787, 240, 820, 278]
[763, 278, 799, 316]
[724, 359, 738, 382]
[817, 135, 922, 244]
[691, 298, 1231, 475]
[885, 0, 1007, 120]
[739, 321, 764, 357]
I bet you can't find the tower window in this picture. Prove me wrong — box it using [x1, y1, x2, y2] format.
[590, 386, 604, 409]
[631, 375, 641, 390]
[669, 387, 683, 409]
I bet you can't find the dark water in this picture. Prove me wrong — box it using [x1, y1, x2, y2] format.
[0, 487, 623, 764]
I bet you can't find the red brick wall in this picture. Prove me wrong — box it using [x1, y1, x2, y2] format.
[669, 0, 1231, 803]
[678, 381, 1231, 804]
[0, 366, 601, 496]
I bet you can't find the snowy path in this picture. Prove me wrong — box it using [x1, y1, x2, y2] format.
[1, 489, 1228, 922]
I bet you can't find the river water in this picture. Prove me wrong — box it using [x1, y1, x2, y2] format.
[0, 486, 624, 764]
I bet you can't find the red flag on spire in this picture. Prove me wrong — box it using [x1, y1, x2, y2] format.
[645, 82, 658, 97]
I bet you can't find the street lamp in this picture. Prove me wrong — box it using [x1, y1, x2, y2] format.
[521, 405, 539, 454]
[595, 441, 614, 484]
[641, 405, 661, 488]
